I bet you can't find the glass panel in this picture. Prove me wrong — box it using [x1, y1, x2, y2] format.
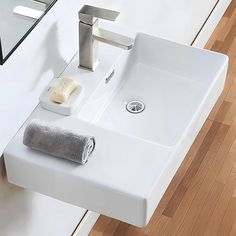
[0, 0, 57, 65]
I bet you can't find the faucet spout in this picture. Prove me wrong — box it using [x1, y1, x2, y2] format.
[93, 28, 134, 50]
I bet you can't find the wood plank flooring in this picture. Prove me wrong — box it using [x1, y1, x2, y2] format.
[89, 1, 236, 235]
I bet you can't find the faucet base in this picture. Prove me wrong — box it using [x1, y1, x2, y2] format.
[78, 61, 99, 72]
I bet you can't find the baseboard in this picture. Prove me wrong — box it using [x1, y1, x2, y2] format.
[192, 0, 232, 48]
[72, 211, 99, 236]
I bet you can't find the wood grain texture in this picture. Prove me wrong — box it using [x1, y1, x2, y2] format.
[89, 1, 236, 235]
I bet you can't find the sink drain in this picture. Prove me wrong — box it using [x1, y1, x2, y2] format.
[126, 100, 145, 114]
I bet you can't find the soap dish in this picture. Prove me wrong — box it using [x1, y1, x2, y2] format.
[39, 78, 84, 116]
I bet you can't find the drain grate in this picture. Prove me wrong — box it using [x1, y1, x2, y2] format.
[126, 100, 145, 114]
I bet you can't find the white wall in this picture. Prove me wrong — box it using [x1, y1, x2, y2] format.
[0, 0, 225, 235]
[97, 0, 219, 44]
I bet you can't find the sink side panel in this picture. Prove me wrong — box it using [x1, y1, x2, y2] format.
[145, 62, 228, 225]
[4, 149, 147, 227]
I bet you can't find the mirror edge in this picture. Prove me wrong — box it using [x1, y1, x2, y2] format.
[0, 38, 3, 65]
[0, 0, 58, 66]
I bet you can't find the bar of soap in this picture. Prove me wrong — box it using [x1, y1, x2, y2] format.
[50, 78, 79, 104]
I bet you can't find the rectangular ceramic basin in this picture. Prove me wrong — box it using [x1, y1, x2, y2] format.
[79, 33, 228, 147]
[4, 33, 228, 227]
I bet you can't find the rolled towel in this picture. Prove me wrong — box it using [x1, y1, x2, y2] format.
[23, 119, 95, 164]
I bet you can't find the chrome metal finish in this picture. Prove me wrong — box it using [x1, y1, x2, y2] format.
[79, 5, 119, 25]
[126, 101, 145, 114]
[78, 5, 134, 71]
[79, 21, 99, 70]
[93, 29, 134, 50]
[105, 69, 115, 84]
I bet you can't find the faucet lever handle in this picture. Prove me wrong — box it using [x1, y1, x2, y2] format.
[79, 5, 119, 25]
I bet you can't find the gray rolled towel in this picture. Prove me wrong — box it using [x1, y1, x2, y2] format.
[23, 119, 95, 164]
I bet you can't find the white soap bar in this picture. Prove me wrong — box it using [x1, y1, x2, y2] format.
[50, 78, 79, 104]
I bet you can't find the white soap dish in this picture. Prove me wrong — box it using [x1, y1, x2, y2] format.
[39, 78, 84, 116]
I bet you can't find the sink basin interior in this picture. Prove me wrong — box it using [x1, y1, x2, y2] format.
[95, 65, 206, 147]
[79, 33, 227, 147]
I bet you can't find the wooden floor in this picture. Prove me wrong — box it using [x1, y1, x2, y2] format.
[89, 1, 236, 235]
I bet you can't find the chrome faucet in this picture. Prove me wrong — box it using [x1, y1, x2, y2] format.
[78, 5, 134, 71]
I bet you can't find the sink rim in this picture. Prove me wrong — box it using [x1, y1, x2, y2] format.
[3, 32, 229, 228]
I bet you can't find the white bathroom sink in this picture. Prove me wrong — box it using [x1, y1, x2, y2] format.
[4, 33, 228, 227]
[79, 33, 228, 147]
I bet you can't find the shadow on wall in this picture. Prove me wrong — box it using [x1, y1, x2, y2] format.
[31, 23, 68, 90]
[0, 156, 32, 234]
